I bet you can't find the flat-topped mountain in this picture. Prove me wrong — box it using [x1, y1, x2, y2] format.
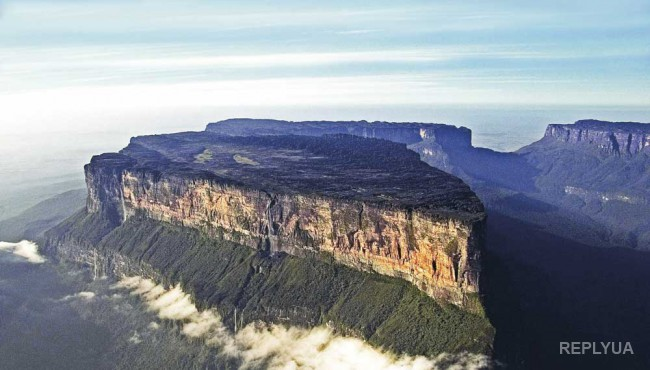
[543, 119, 650, 156]
[32, 117, 650, 368]
[117, 132, 482, 218]
[46, 124, 494, 357]
[559, 119, 650, 132]
[85, 131, 485, 305]
[207, 118, 472, 148]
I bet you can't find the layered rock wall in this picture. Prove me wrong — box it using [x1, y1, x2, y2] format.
[85, 164, 483, 306]
[545, 119, 650, 156]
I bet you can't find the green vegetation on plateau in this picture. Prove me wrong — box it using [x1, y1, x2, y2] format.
[232, 154, 259, 166]
[193, 149, 213, 164]
[47, 211, 494, 356]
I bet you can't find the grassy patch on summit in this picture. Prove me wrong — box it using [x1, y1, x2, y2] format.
[233, 154, 259, 166]
[194, 149, 213, 164]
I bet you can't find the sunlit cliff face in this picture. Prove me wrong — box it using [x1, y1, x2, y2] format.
[83, 131, 485, 308]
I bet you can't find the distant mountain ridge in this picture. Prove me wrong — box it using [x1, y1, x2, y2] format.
[543, 119, 650, 156]
[206, 118, 472, 148]
[0, 189, 86, 242]
[205, 118, 650, 250]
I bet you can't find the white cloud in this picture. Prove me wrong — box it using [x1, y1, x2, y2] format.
[113, 276, 491, 370]
[5, 44, 623, 78]
[335, 29, 379, 35]
[0, 240, 46, 263]
[128, 331, 143, 344]
[60, 291, 96, 301]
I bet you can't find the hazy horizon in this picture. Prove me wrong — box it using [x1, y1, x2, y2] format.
[1, 0, 648, 136]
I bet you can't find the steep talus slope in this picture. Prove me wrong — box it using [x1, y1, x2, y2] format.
[45, 211, 494, 356]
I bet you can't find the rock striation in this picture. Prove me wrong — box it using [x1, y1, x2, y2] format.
[544, 119, 650, 156]
[85, 131, 486, 306]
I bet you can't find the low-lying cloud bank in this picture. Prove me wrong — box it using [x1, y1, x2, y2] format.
[0, 240, 46, 263]
[113, 276, 491, 370]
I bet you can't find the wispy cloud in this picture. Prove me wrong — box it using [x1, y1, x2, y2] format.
[0, 0, 648, 116]
[335, 29, 380, 35]
[113, 276, 491, 370]
[3, 43, 647, 99]
[0, 240, 46, 263]
[0, 45, 560, 70]
[60, 291, 96, 301]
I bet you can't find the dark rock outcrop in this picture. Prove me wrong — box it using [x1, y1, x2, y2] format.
[84, 153, 137, 226]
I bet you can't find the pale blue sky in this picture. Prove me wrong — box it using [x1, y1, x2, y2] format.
[0, 0, 648, 134]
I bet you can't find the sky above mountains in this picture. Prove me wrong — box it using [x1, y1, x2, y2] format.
[0, 0, 648, 133]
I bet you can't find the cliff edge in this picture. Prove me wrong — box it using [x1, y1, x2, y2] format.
[544, 119, 650, 156]
[85, 132, 486, 307]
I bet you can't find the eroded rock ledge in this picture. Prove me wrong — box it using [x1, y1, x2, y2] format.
[85, 132, 485, 307]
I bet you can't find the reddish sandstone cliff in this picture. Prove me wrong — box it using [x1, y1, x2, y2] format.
[85, 132, 485, 307]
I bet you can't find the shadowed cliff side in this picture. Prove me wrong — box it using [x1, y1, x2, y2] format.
[482, 210, 650, 369]
[414, 119, 648, 250]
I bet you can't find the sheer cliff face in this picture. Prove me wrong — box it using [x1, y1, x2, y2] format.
[85, 133, 485, 307]
[545, 119, 650, 156]
[118, 175, 481, 303]
[84, 153, 136, 226]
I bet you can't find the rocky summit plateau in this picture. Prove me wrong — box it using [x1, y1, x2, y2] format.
[22, 117, 649, 368]
[86, 132, 485, 303]
[544, 119, 650, 156]
[45, 123, 494, 358]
